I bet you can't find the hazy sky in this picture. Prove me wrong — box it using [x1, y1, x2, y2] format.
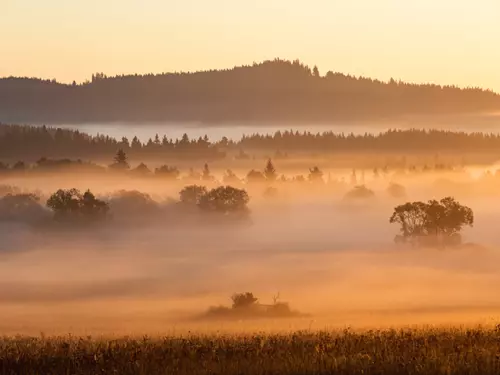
[2, 0, 499, 91]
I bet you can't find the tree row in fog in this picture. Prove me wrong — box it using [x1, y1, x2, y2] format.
[0, 184, 251, 228]
[0, 180, 474, 249]
[2, 123, 500, 161]
[0, 149, 464, 188]
[2, 59, 497, 124]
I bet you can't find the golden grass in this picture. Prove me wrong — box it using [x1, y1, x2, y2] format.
[2, 326, 500, 374]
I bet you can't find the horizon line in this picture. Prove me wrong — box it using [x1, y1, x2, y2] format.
[1, 58, 497, 95]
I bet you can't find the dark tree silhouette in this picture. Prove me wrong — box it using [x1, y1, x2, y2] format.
[231, 292, 258, 309]
[46, 188, 109, 222]
[264, 159, 277, 182]
[312, 65, 320, 78]
[179, 185, 208, 205]
[389, 197, 473, 247]
[46, 188, 82, 219]
[390, 201, 428, 242]
[4, 124, 500, 162]
[3, 59, 497, 124]
[198, 186, 250, 214]
[80, 190, 110, 218]
[110, 149, 130, 170]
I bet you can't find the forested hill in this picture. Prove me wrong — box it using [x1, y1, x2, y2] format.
[1, 59, 499, 124]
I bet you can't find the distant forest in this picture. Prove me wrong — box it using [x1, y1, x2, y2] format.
[2, 123, 500, 161]
[1, 59, 499, 124]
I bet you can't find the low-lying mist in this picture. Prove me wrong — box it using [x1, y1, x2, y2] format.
[1, 170, 500, 335]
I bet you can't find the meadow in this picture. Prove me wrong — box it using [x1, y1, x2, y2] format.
[2, 327, 500, 374]
[3, 128, 500, 374]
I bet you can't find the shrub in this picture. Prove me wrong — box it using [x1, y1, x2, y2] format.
[231, 292, 258, 309]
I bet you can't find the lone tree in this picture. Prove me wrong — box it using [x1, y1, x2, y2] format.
[47, 188, 109, 222]
[179, 185, 208, 205]
[389, 197, 473, 247]
[111, 149, 129, 170]
[198, 186, 250, 215]
[264, 159, 277, 182]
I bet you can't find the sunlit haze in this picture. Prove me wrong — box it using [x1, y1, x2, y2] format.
[4, 2, 500, 373]
[2, 0, 499, 91]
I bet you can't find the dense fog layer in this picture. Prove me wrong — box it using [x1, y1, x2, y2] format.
[1, 168, 500, 335]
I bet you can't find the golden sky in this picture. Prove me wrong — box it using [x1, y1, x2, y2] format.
[2, 0, 499, 91]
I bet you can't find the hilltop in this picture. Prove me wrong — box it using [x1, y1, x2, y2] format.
[1, 59, 499, 124]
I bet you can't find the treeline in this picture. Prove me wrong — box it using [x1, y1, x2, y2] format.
[0, 124, 224, 161]
[0, 184, 476, 248]
[1, 59, 498, 124]
[0, 185, 251, 227]
[2, 123, 500, 161]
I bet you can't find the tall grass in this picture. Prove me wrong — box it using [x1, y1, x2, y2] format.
[1, 327, 500, 374]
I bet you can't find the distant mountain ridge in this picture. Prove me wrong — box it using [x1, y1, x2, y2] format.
[1, 59, 499, 125]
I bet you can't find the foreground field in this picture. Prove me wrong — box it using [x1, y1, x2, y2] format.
[2, 328, 500, 375]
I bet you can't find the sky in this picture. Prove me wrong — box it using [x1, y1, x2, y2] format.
[1, 0, 499, 91]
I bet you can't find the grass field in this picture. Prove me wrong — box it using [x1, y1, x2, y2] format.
[2, 327, 500, 375]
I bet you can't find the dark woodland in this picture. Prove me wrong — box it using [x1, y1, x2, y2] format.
[1, 59, 499, 124]
[2, 123, 500, 162]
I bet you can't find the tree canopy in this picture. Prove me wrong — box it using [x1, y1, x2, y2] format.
[179, 185, 208, 205]
[46, 188, 109, 222]
[198, 186, 250, 215]
[389, 197, 473, 247]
